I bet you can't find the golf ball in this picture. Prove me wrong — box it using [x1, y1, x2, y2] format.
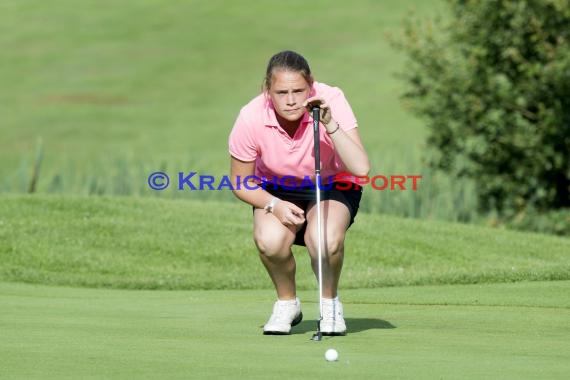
[325, 348, 338, 362]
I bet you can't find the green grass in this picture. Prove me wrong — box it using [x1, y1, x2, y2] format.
[1, 281, 569, 380]
[0, 0, 434, 162]
[2, 3, 569, 377]
[0, 0, 406, 162]
[1, 195, 568, 289]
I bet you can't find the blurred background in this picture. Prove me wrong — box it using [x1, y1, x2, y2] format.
[1, 0, 568, 234]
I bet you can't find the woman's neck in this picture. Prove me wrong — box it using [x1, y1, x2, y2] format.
[276, 113, 300, 137]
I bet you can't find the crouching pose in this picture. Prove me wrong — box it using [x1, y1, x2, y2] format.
[228, 50, 370, 335]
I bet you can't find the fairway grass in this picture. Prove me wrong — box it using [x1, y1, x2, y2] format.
[1, 281, 569, 380]
[1, 0, 435, 170]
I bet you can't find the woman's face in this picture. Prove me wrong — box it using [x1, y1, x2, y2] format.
[268, 70, 311, 123]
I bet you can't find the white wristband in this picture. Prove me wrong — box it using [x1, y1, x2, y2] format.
[263, 197, 279, 213]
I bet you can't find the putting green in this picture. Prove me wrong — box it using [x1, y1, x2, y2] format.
[1, 281, 569, 379]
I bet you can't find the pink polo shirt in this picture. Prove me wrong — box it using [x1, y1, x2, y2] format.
[228, 82, 358, 186]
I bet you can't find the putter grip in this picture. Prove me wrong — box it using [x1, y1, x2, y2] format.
[311, 106, 320, 124]
[312, 106, 321, 173]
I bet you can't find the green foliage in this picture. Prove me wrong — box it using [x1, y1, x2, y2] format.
[395, 0, 570, 216]
[506, 208, 570, 236]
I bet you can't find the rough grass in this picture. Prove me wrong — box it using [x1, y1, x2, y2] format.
[1, 195, 568, 290]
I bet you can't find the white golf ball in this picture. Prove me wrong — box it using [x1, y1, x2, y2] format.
[325, 348, 338, 362]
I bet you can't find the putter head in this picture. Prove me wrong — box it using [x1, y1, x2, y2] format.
[311, 319, 322, 341]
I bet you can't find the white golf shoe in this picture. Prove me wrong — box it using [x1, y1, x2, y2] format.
[321, 297, 347, 336]
[263, 297, 303, 335]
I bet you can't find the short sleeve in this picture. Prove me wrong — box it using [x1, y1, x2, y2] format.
[328, 88, 358, 132]
[228, 108, 258, 162]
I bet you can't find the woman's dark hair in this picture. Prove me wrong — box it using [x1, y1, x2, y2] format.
[263, 50, 313, 91]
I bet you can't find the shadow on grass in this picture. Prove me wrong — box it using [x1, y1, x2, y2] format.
[293, 318, 395, 335]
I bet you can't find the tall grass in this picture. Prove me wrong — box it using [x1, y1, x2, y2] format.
[362, 148, 478, 222]
[2, 195, 569, 290]
[3, 144, 479, 223]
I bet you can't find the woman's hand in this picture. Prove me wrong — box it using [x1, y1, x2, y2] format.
[303, 96, 332, 126]
[302, 97, 370, 177]
[272, 200, 305, 227]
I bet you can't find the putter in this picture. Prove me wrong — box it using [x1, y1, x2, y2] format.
[310, 105, 324, 342]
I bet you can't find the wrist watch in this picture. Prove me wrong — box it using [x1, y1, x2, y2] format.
[264, 197, 279, 213]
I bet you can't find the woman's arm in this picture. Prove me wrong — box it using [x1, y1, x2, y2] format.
[230, 156, 305, 227]
[304, 97, 370, 176]
[324, 120, 370, 176]
[230, 157, 272, 209]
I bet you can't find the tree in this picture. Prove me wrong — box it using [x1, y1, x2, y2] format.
[395, 0, 570, 216]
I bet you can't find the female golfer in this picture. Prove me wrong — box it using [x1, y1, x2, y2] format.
[229, 50, 370, 335]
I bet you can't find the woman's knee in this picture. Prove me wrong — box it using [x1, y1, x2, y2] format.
[305, 229, 345, 256]
[325, 236, 344, 255]
[254, 229, 293, 258]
